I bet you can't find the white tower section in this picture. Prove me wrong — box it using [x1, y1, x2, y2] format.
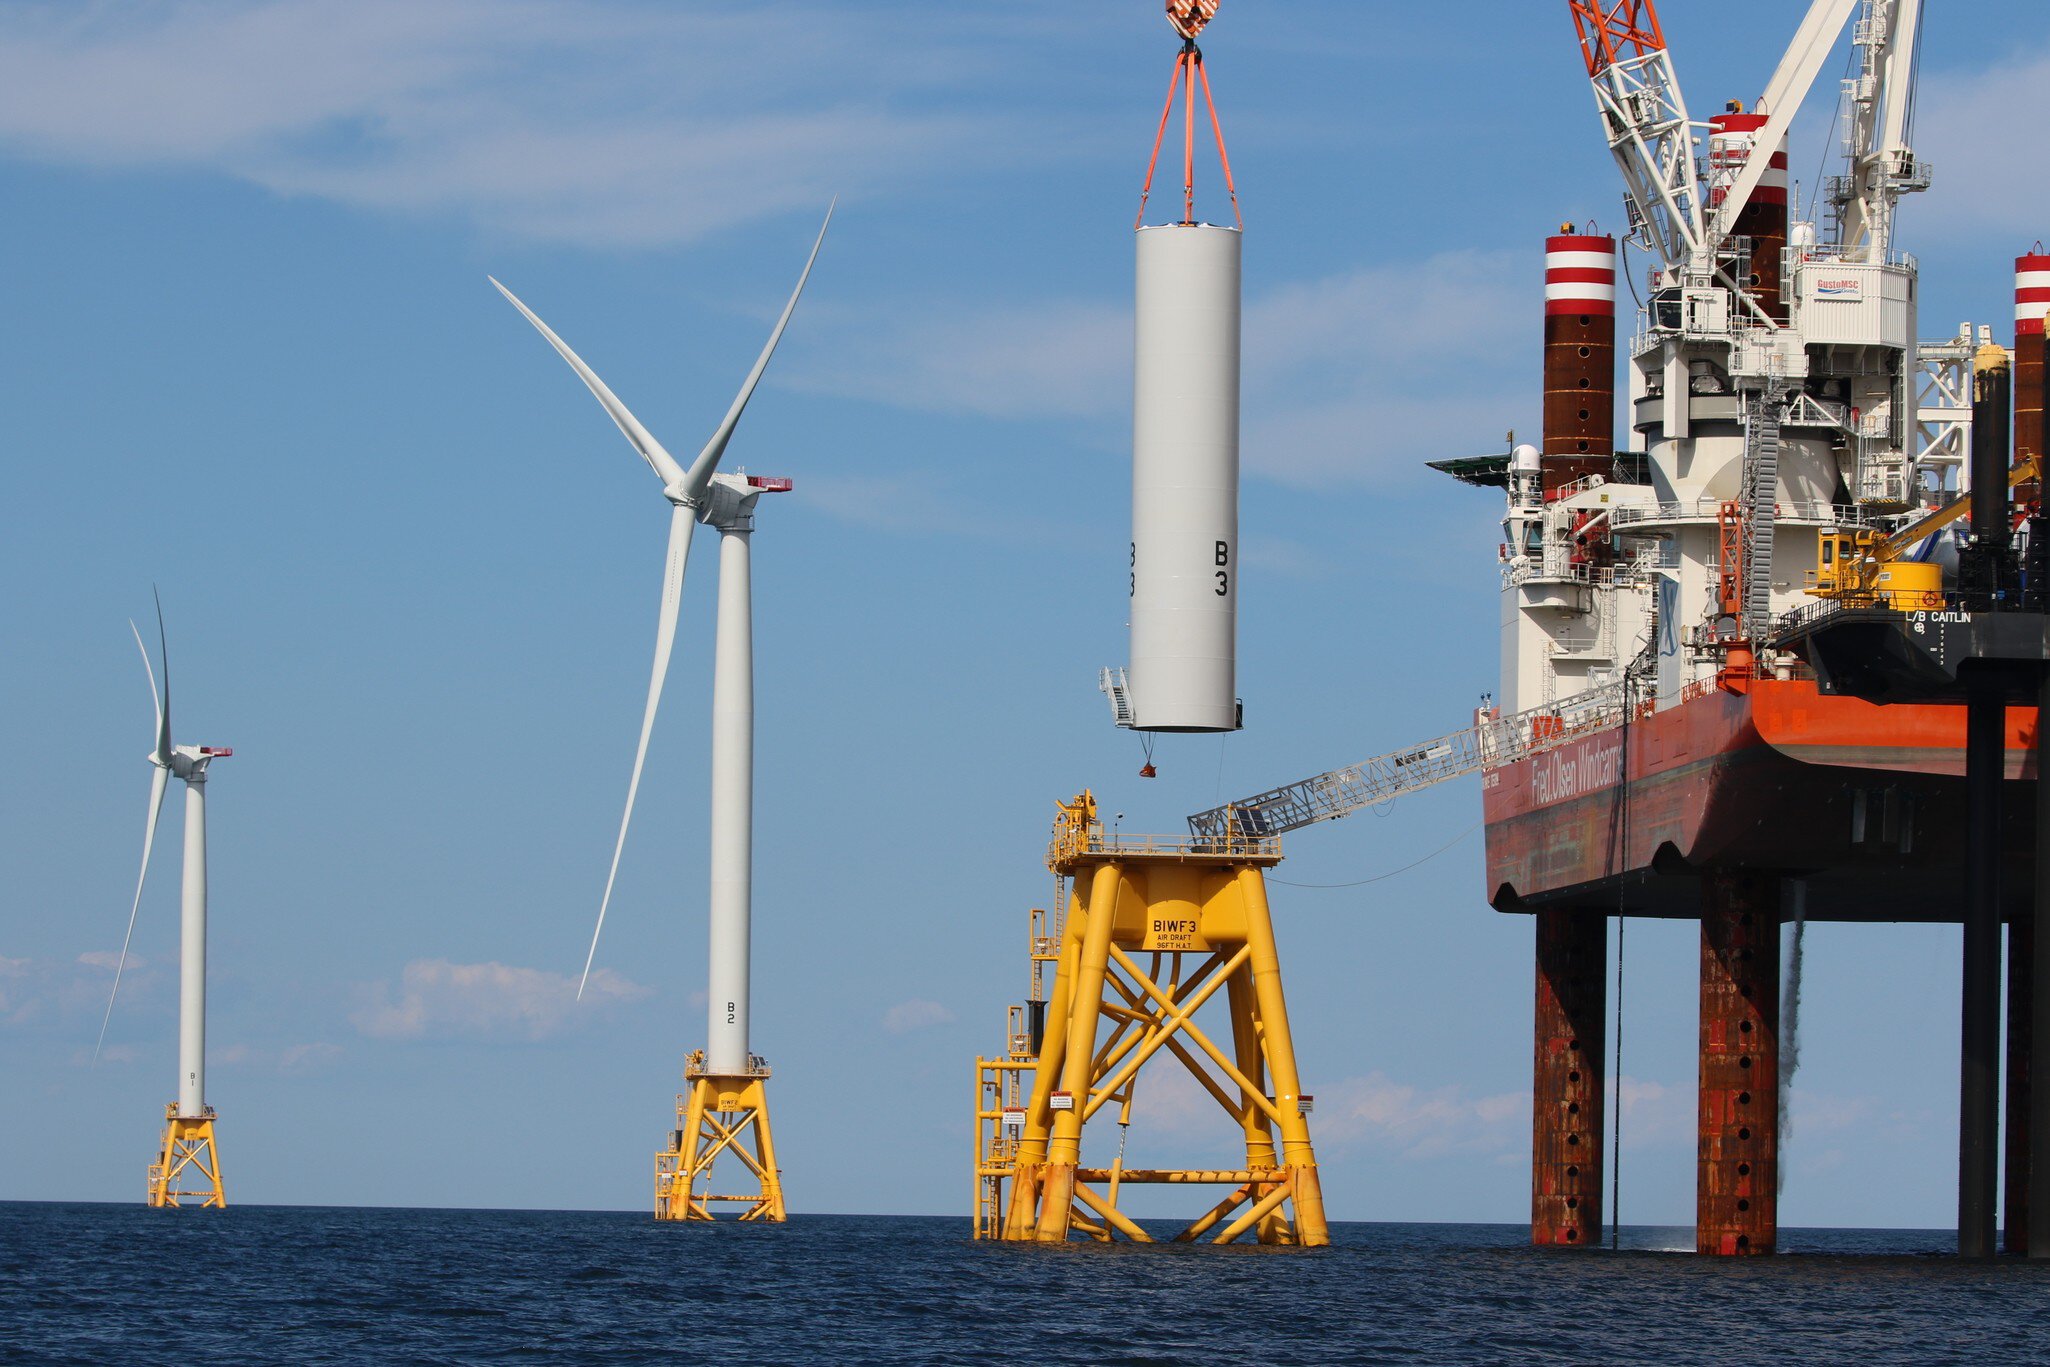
[1125, 222, 1242, 733]
[177, 754, 210, 1118]
[701, 473, 768, 1077]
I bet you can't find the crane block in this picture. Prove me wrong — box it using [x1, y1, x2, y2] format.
[1166, 0, 1219, 41]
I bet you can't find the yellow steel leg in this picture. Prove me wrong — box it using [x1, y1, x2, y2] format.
[147, 1104, 225, 1209]
[1228, 965, 1292, 1243]
[1228, 968, 1279, 1174]
[1002, 910, 1083, 1239]
[1035, 861, 1125, 1242]
[1239, 868, 1329, 1246]
[747, 1088, 787, 1222]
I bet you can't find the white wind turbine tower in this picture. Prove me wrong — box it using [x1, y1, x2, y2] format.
[492, 207, 828, 1222]
[98, 595, 232, 1209]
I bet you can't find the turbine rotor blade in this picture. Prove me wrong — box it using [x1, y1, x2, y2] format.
[490, 277, 690, 489]
[130, 619, 169, 765]
[150, 589, 172, 761]
[96, 762, 169, 1063]
[579, 502, 696, 999]
[679, 201, 834, 497]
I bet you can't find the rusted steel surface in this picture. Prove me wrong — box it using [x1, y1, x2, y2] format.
[1697, 868, 1780, 1255]
[2007, 916, 2033, 1255]
[1533, 908, 1606, 1247]
[2018, 331, 2045, 505]
[1541, 310, 1613, 491]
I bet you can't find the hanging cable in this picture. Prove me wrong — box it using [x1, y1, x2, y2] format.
[1269, 821, 1480, 888]
[1609, 661, 1640, 1251]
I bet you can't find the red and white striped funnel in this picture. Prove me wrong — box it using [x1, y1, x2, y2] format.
[1545, 234, 1616, 317]
[2017, 252, 2050, 337]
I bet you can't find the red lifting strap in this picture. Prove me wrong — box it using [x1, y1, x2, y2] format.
[1134, 39, 1241, 230]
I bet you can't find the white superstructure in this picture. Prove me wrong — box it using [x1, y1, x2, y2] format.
[1493, 0, 1976, 719]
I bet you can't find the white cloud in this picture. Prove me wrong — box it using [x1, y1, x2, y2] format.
[1, 952, 159, 1029]
[1312, 1071, 1527, 1158]
[794, 249, 1528, 488]
[1906, 46, 2050, 245]
[1087, 1059, 1527, 1162]
[1239, 250, 1527, 487]
[1240, 535, 1331, 580]
[215, 1041, 345, 1073]
[0, 0, 1022, 247]
[882, 998, 955, 1034]
[1611, 1075, 1694, 1150]
[352, 958, 649, 1041]
[794, 300, 1130, 421]
[789, 470, 1073, 544]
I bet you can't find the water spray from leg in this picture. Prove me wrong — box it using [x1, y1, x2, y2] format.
[1779, 879, 1807, 1195]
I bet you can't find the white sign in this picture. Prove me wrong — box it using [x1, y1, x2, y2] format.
[1812, 276, 1863, 302]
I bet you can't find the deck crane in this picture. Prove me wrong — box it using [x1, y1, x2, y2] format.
[1811, 457, 2042, 604]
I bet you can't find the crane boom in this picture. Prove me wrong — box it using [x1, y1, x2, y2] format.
[1707, 0, 1858, 256]
[1187, 683, 1634, 842]
[1875, 456, 2040, 559]
[1568, 0, 1701, 273]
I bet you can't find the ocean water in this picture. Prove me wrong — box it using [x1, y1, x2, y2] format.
[4, 1203, 2046, 1364]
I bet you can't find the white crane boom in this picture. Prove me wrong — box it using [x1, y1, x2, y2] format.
[1707, 0, 1859, 256]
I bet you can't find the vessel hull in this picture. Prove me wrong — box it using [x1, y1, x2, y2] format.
[1481, 679, 2040, 920]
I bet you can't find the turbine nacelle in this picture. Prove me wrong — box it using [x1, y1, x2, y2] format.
[168, 744, 232, 780]
[698, 472, 794, 531]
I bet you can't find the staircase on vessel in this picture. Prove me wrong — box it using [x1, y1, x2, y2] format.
[1741, 385, 1784, 639]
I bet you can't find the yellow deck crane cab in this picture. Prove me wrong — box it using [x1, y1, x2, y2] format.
[1809, 457, 2040, 607]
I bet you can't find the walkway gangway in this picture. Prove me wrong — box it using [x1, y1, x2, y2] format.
[1185, 683, 1634, 843]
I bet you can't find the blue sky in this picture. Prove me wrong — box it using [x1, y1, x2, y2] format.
[2, 0, 2044, 1226]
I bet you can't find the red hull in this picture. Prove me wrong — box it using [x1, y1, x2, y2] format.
[1481, 678, 2042, 920]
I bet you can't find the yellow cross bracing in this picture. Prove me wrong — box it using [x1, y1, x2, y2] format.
[977, 792, 1329, 1245]
[147, 1104, 224, 1209]
[654, 1051, 786, 1222]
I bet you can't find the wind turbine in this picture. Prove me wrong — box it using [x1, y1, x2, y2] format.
[98, 595, 231, 1209]
[492, 207, 828, 1221]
